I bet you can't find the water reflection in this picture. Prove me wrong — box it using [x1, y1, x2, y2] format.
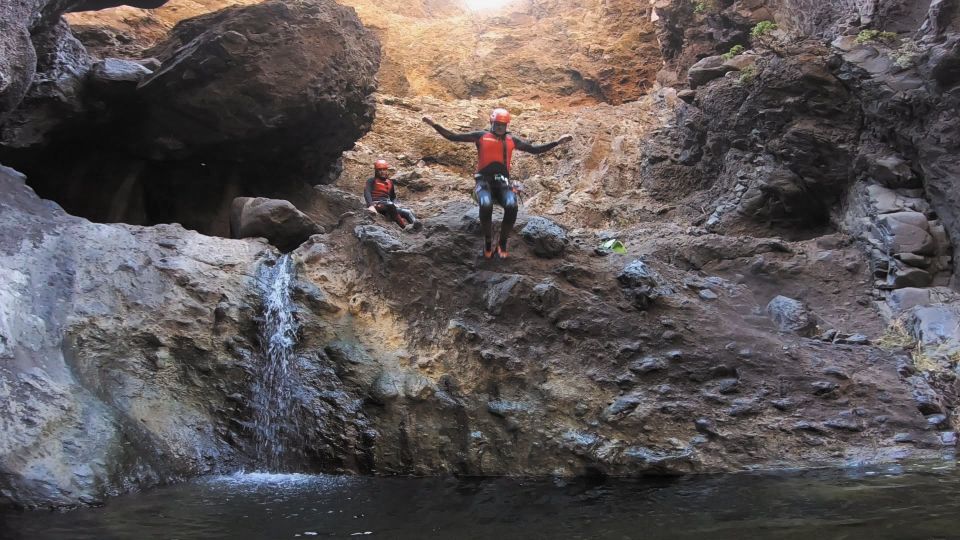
[4, 462, 959, 539]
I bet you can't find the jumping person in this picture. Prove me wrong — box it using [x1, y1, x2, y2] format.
[423, 109, 572, 259]
[364, 160, 419, 230]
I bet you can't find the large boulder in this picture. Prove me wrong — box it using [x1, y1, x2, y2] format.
[137, 0, 380, 176]
[230, 197, 321, 252]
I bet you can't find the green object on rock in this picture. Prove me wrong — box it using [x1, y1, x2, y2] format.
[600, 239, 627, 254]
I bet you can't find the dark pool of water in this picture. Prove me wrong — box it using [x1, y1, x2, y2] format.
[4, 463, 960, 540]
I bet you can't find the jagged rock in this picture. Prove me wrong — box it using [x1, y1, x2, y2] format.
[354, 225, 404, 258]
[520, 217, 568, 258]
[617, 260, 663, 309]
[766, 295, 816, 336]
[867, 154, 920, 189]
[230, 197, 321, 252]
[878, 212, 936, 256]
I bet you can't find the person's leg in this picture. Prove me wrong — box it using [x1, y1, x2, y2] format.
[377, 202, 406, 227]
[475, 178, 494, 256]
[493, 184, 518, 255]
[399, 208, 418, 229]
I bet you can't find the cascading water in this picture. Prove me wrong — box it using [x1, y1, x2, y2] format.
[252, 254, 300, 471]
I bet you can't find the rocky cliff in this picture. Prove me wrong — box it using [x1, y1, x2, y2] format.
[2, 0, 960, 511]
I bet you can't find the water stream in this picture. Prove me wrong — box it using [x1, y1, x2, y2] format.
[4, 462, 960, 539]
[252, 254, 300, 471]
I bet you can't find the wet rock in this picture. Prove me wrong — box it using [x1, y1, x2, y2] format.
[520, 217, 568, 258]
[766, 296, 816, 336]
[231, 197, 321, 252]
[926, 414, 949, 429]
[698, 289, 718, 300]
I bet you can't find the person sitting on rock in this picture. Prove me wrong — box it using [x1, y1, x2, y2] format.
[364, 159, 420, 230]
[423, 108, 572, 259]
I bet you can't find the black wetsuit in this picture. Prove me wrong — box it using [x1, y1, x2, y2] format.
[429, 124, 561, 251]
[364, 176, 416, 228]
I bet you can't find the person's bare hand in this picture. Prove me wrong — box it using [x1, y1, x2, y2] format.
[558, 134, 573, 144]
[367, 205, 378, 214]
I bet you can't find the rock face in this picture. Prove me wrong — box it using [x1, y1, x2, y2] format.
[0, 0, 381, 237]
[0, 166, 267, 508]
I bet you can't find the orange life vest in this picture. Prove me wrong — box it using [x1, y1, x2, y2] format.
[476, 132, 515, 174]
[370, 177, 393, 201]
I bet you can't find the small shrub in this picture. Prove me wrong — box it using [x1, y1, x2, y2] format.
[855, 29, 899, 44]
[751, 21, 778, 39]
[693, 1, 708, 14]
[892, 38, 923, 69]
[722, 45, 745, 60]
[738, 65, 756, 84]
[876, 318, 914, 350]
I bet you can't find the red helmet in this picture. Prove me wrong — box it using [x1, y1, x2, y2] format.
[374, 159, 390, 170]
[490, 108, 511, 124]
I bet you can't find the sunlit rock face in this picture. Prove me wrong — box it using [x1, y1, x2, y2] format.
[66, 0, 663, 105]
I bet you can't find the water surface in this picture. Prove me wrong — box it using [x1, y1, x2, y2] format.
[4, 463, 960, 539]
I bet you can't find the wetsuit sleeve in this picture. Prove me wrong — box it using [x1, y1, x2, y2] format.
[390, 183, 397, 202]
[430, 123, 485, 143]
[364, 178, 374, 206]
[512, 135, 562, 155]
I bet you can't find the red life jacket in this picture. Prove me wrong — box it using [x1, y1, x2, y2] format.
[370, 177, 393, 201]
[476, 132, 515, 174]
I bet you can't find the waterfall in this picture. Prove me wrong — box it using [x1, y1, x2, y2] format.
[252, 254, 299, 471]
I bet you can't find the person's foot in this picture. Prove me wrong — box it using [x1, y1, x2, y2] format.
[496, 246, 509, 259]
[411, 220, 423, 231]
[483, 245, 494, 259]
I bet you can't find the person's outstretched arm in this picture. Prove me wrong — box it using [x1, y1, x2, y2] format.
[513, 134, 573, 155]
[389, 182, 397, 202]
[423, 116, 485, 143]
